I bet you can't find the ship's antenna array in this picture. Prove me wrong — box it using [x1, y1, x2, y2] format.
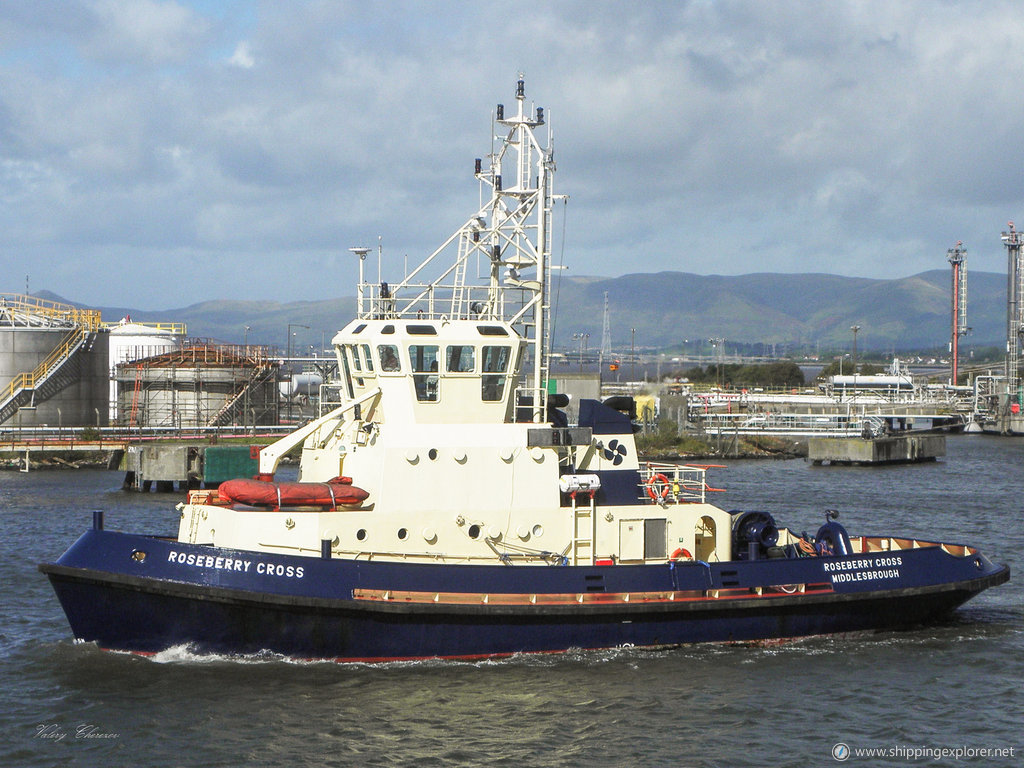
[947, 241, 969, 386]
[353, 77, 557, 421]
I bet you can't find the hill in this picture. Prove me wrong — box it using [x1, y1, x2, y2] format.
[550, 269, 1005, 351]
[31, 269, 1006, 353]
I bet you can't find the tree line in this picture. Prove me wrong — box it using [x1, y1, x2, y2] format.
[673, 361, 806, 388]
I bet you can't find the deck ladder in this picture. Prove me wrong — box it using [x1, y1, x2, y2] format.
[571, 494, 596, 565]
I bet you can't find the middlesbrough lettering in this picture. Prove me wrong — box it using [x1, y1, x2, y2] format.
[822, 555, 902, 584]
[167, 550, 305, 579]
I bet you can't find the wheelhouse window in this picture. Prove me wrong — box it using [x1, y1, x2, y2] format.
[345, 345, 364, 387]
[481, 345, 511, 402]
[378, 344, 401, 372]
[338, 346, 355, 399]
[409, 344, 440, 402]
[359, 344, 374, 373]
[445, 345, 475, 373]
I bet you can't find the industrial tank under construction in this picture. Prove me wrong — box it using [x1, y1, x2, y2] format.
[0, 294, 109, 428]
[114, 343, 279, 429]
[108, 317, 184, 422]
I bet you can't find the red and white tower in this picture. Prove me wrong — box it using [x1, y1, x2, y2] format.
[1002, 223, 1024, 394]
[947, 241, 968, 385]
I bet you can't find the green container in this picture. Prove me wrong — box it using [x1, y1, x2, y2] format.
[203, 445, 259, 484]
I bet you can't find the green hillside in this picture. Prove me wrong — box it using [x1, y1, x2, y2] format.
[34, 268, 1006, 353]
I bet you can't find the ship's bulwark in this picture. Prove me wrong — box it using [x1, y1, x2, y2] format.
[40, 530, 1008, 661]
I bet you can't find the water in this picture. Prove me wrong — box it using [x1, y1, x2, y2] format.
[2, 437, 1021, 767]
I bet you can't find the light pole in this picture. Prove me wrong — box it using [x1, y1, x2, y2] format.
[243, 326, 251, 432]
[631, 328, 636, 381]
[286, 323, 310, 421]
[286, 323, 310, 359]
[710, 337, 725, 389]
[850, 325, 861, 377]
[572, 332, 589, 373]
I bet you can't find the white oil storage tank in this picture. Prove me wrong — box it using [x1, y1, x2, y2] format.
[108, 317, 184, 421]
[0, 294, 109, 428]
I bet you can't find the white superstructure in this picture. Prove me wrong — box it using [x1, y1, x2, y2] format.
[176, 79, 737, 567]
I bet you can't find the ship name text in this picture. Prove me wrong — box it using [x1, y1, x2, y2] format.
[167, 550, 305, 579]
[822, 555, 902, 584]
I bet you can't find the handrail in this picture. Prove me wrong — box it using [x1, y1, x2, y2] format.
[207, 359, 276, 426]
[105, 320, 187, 334]
[0, 293, 102, 331]
[638, 463, 725, 504]
[0, 326, 89, 407]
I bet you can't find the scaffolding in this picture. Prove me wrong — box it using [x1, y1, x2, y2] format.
[115, 341, 279, 429]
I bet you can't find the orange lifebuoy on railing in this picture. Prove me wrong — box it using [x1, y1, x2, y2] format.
[669, 547, 693, 561]
[646, 473, 670, 501]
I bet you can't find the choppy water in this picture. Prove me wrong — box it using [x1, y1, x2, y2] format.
[1, 436, 1021, 767]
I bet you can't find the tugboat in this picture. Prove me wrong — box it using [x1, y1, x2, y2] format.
[41, 80, 1008, 661]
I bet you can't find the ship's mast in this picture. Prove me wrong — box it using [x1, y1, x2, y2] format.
[355, 77, 557, 422]
[485, 76, 555, 422]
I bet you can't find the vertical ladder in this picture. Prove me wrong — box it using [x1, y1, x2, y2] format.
[571, 495, 596, 565]
[450, 234, 471, 318]
[128, 366, 143, 427]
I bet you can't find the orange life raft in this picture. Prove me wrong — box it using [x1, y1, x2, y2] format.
[218, 477, 369, 509]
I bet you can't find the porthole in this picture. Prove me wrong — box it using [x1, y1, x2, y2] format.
[398, 528, 409, 541]
[468, 524, 481, 539]
[532, 524, 544, 538]
[428, 448, 439, 461]
[356, 529, 367, 541]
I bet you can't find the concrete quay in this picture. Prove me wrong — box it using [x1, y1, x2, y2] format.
[809, 433, 946, 465]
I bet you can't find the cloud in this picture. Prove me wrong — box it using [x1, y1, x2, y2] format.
[84, 0, 210, 65]
[228, 40, 253, 69]
[2, 0, 1024, 309]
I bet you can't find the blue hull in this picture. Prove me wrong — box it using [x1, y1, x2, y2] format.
[40, 529, 1009, 661]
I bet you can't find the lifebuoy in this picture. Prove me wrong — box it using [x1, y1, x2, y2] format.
[669, 547, 693, 561]
[646, 473, 671, 501]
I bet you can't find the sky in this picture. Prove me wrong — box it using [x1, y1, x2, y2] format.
[3, 0, 1024, 310]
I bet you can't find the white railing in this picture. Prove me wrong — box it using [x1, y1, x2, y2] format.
[638, 463, 724, 505]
